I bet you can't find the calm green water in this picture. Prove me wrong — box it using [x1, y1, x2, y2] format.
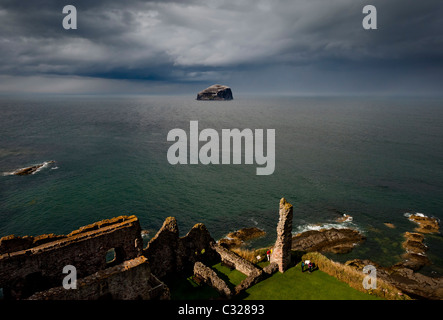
[1, 95, 442, 275]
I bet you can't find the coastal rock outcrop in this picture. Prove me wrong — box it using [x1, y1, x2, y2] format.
[407, 214, 440, 234]
[10, 161, 55, 176]
[392, 214, 440, 272]
[344, 214, 442, 300]
[292, 228, 365, 254]
[345, 258, 443, 300]
[218, 227, 266, 249]
[196, 84, 233, 101]
[397, 232, 430, 271]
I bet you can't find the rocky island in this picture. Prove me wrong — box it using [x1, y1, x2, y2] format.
[8, 161, 55, 176]
[196, 84, 233, 101]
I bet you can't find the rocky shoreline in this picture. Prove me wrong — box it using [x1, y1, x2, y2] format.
[218, 227, 266, 249]
[227, 212, 442, 299]
[407, 213, 440, 234]
[292, 213, 442, 299]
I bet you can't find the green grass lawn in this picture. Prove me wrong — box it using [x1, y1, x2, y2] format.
[167, 261, 382, 300]
[211, 262, 248, 289]
[239, 262, 382, 300]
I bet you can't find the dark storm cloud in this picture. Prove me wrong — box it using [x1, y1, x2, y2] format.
[0, 0, 442, 93]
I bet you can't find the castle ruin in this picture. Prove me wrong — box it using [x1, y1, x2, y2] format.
[0, 198, 293, 300]
[270, 198, 294, 272]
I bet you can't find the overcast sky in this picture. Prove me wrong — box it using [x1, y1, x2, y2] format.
[0, 0, 442, 95]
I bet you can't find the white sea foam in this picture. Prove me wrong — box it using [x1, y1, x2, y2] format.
[405, 250, 427, 256]
[404, 212, 427, 218]
[293, 221, 360, 235]
[141, 230, 150, 239]
[2, 168, 26, 176]
[2, 167, 26, 176]
[340, 214, 353, 222]
[32, 161, 50, 174]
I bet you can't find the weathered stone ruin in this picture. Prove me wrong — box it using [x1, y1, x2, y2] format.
[212, 243, 265, 295]
[143, 217, 219, 279]
[0, 198, 294, 300]
[0, 216, 168, 300]
[190, 198, 294, 296]
[143, 216, 268, 297]
[28, 256, 169, 300]
[270, 198, 293, 272]
[193, 261, 232, 298]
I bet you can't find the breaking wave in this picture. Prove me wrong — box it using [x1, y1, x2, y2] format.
[404, 212, 426, 218]
[293, 218, 360, 236]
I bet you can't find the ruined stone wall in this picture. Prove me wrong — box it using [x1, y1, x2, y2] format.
[194, 261, 232, 298]
[143, 217, 179, 278]
[179, 222, 218, 269]
[27, 256, 169, 300]
[212, 243, 261, 277]
[270, 198, 293, 272]
[234, 269, 264, 295]
[0, 234, 66, 255]
[143, 217, 217, 279]
[211, 244, 265, 295]
[0, 215, 143, 299]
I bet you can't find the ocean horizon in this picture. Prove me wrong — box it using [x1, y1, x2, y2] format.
[1, 94, 442, 276]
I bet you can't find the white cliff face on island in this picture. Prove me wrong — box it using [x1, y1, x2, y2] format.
[196, 84, 233, 101]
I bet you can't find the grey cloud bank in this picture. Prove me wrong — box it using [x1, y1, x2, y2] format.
[0, 0, 442, 95]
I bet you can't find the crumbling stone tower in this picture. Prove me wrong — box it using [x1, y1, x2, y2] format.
[270, 198, 293, 272]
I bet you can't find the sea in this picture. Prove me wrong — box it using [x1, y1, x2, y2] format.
[1, 94, 442, 276]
